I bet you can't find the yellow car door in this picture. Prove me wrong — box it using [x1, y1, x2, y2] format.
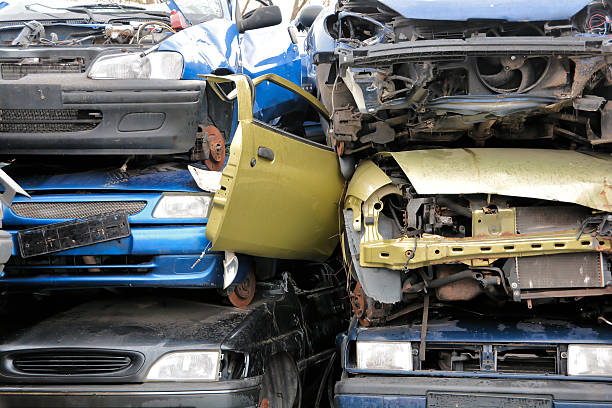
[204, 74, 344, 261]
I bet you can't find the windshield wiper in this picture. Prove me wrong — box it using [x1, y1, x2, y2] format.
[66, 3, 146, 11]
[65, 4, 169, 22]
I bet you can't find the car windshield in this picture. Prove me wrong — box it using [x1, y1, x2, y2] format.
[0, 0, 223, 23]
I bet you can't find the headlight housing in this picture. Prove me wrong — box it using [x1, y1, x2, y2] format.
[152, 193, 213, 219]
[146, 351, 221, 381]
[88, 51, 183, 79]
[356, 341, 413, 372]
[567, 344, 612, 376]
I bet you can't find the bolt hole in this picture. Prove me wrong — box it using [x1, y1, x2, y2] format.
[531, 244, 542, 249]
[480, 246, 491, 251]
[381, 252, 389, 257]
[504, 245, 515, 250]
[554, 243, 565, 248]
[373, 202, 382, 210]
[451, 247, 463, 252]
[434, 249, 440, 255]
[477, 219, 482, 223]
[581, 240, 590, 246]
[600, 241, 606, 246]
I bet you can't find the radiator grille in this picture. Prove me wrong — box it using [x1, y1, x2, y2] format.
[0, 109, 102, 133]
[1, 63, 83, 80]
[516, 253, 604, 289]
[11, 201, 146, 219]
[12, 351, 132, 375]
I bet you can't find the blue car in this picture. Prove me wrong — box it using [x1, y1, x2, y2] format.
[336, 313, 612, 407]
[0, 0, 316, 159]
[0, 161, 256, 300]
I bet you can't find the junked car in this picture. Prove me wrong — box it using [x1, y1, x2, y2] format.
[0, 0, 308, 160]
[0, 267, 348, 408]
[343, 148, 612, 325]
[0, 73, 343, 306]
[336, 307, 612, 407]
[307, 0, 612, 159]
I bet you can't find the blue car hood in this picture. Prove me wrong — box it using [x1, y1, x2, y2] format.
[379, 0, 591, 22]
[356, 318, 612, 344]
[14, 168, 200, 193]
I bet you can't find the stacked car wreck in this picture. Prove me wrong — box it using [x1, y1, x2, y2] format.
[0, 1, 349, 407]
[304, 0, 612, 406]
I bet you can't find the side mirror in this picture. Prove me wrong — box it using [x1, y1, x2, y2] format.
[297, 5, 323, 31]
[238, 6, 282, 33]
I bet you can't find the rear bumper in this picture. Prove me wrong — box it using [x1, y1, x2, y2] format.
[0, 74, 205, 155]
[335, 376, 612, 407]
[0, 377, 260, 408]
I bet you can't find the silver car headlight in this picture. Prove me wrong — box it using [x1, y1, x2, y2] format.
[152, 193, 213, 219]
[146, 351, 221, 381]
[88, 51, 183, 79]
[567, 344, 612, 376]
[356, 341, 413, 371]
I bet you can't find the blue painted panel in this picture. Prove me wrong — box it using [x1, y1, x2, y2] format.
[0, 254, 225, 288]
[354, 318, 612, 344]
[379, 0, 591, 22]
[336, 395, 426, 408]
[11, 168, 200, 193]
[240, 23, 306, 121]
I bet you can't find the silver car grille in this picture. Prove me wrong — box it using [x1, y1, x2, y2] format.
[11, 201, 147, 219]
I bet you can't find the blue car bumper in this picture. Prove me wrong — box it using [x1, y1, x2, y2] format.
[335, 376, 612, 408]
[1, 224, 226, 289]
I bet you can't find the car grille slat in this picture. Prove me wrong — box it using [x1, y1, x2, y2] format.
[11, 201, 146, 219]
[1, 63, 83, 80]
[12, 352, 133, 375]
[0, 109, 102, 133]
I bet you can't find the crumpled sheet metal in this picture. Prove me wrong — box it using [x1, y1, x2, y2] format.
[385, 148, 612, 212]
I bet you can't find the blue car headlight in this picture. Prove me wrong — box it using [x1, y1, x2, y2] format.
[152, 193, 213, 219]
[88, 51, 183, 80]
[568, 344, 612, 376]
[356, 341, 413, 372]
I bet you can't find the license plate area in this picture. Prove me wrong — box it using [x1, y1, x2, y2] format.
[427, 392, 552, 408]
[18, 213, 130, 258]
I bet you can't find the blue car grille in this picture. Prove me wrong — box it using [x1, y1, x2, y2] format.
[10, 201, 146, 219]
[5, 255, 156, 276]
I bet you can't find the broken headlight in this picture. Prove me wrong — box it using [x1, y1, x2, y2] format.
[356, 341, 413, 372]
[567, 345, 612, 376]
[152, 193, 213, 219]
[88, 51, 183, 80]
[146, 351, 221, 381]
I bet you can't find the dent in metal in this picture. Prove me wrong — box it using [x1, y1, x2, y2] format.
[344, 160, 394, 232]
[343, 210, 402, 304]
[385, 148, 612, 212]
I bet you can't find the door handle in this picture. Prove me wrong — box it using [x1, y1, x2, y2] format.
[257, 146, 275, 161]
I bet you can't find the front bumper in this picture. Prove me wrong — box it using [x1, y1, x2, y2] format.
[335, 376, 612, 407]
[0, 377, 260, 408]
[1, 225, 225, 289]
[0, 74, 205, 155]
